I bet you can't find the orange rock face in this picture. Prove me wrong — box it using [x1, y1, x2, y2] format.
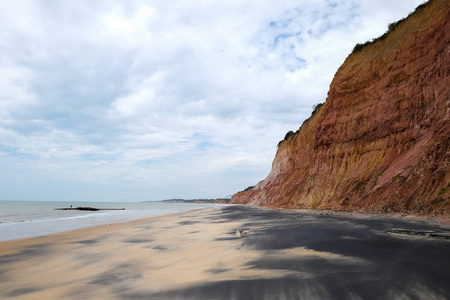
[231, 0, 450, 215]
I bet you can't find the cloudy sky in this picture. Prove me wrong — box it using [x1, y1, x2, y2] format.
[0, 0, 424, 202]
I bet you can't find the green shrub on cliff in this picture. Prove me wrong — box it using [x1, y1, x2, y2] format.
[354, 180, 368, 191]
[278, 130, 297, 147]
[437, 183, 450, 196]
[239, 186, 254, 193]
[284, 131, 295, 140]
[392, 174, 405, 181]
[312, 102, 324, 115]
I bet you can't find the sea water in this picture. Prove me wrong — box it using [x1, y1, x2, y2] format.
[0, 201, 220, 241]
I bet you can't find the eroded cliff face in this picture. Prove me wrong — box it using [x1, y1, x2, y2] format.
[232, 0, 450, 215]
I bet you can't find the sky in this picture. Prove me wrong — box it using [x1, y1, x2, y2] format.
[0, 0, 425, 202]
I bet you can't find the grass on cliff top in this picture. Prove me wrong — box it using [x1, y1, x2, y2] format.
[352, 0, 430, 53]
[278, 130, 298, 148]
[237, 186, 254, 193]
[278, 103, 324, 148]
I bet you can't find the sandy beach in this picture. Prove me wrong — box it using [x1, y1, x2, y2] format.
[0, 205, 449, 300]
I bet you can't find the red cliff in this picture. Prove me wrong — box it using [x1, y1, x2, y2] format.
[231, 0, 450, 215]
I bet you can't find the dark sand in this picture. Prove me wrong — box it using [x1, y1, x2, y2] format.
[0, 206, 449, 299]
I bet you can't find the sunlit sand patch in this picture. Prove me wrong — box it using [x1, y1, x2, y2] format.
[259, 247, 369, 265]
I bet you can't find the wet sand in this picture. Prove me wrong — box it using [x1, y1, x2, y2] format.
[0, 206, 449, 299]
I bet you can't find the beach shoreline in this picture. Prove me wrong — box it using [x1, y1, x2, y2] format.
[1, 205, 449, 299]
[0, 201, 221, 242]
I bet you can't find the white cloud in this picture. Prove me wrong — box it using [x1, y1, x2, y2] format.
[0, 0, 425, 201]
[0, 62, 38, 125]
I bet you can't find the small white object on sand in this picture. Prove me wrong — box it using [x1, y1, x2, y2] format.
[237, 229, 247, 237]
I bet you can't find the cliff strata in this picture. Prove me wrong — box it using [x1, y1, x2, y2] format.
[232, 0, 450, 215]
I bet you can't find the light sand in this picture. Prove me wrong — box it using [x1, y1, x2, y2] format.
[0, 207, 293, 299]
[1, 206, 449, 299]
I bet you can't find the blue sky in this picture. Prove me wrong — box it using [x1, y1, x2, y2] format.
[0, 0, 424, 202]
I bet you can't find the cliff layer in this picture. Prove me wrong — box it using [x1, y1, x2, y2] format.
[232, 0, 450, 215]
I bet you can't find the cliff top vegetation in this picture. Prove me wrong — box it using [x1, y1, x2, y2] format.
[352, 0, 430, 53]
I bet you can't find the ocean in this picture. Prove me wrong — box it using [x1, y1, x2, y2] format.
[0, 201, 221, 241]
